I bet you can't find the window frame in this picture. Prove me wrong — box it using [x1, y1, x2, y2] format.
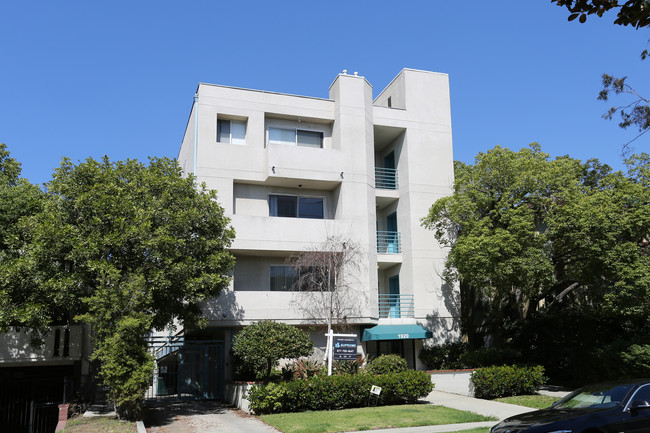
[268, 127, 324, 148]
[269, 265, 300, 291]
[269, 264, 333, 292]
[268, 193, 325, 219]
[217, 118, 247, 145]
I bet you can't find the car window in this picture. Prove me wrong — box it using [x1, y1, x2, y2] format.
[630, 385, 650, 403]
[554, 384, 634, 409]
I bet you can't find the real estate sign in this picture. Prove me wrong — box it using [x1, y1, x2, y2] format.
[333, 336, 358, 360]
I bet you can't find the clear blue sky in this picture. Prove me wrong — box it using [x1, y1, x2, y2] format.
[1, 1, 648, 186]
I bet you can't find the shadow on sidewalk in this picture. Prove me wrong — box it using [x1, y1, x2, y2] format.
[143, 400, 231, 428]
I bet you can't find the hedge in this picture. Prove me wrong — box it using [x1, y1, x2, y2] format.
[470, 365, 546, 399]
[247, 370, 434, 414]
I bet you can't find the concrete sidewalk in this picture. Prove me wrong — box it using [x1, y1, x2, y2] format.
[423, 390, 534, 420]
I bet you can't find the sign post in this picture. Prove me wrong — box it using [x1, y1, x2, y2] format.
[325, 330, 358, 376]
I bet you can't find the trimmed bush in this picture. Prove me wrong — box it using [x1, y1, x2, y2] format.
[459, 347, 521, 368]
[247, 370, 434, 414]
[366, 354, 408, 375]
[471, 365, 546, 399]
[418, 342, 469, 370]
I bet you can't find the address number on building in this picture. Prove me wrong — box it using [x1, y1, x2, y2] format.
[397, 333, 410, 339]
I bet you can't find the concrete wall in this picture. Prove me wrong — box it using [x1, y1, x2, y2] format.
[0, 326, 84, 365]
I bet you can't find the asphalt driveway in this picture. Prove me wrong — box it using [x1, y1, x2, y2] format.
[143, 400, 280, 433]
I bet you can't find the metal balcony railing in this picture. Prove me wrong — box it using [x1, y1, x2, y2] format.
[378, 294, 414, 318]
[375, 167, 398, 190]
[377, 231, 401, 253]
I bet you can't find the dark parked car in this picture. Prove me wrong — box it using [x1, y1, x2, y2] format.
[490, 379, 650, 433]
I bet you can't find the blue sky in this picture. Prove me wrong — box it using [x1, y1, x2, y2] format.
[1, 1, 648, 186]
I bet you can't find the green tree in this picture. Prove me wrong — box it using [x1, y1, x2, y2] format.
[423, 144, 650, 346]
[232, 320, 314, 381]
[4, 156, 235, 419]
[0, 143, 48, 336]
[551, 0, 650, 28]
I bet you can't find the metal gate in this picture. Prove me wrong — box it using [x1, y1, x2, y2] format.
[147, 337, 224, 401]
[0, 377, 70, 433]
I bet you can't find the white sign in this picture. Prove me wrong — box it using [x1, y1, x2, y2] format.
[370, 385, 382, 396]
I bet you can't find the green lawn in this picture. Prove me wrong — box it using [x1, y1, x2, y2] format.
[63, 416, 136, 433]
[259, 404, 496, 433]
[494, 394, 559, 409]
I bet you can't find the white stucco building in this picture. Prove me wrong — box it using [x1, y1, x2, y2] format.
[176, 68, 460, 376]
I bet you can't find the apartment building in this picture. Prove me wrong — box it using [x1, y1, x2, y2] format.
[176, 68, 459, 380]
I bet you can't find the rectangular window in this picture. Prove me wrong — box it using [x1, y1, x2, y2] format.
[270, 265, 299, 291]
[269, 195, 297, 218]
[269, 127, 296, 145]
[217, 119, 246, 144]
[269, 127, 323, 148]
[269, 265, 333, 291]
[297, 130, 323, 148]
[269, 195, 324, 219]
[298, 197, 324, 219]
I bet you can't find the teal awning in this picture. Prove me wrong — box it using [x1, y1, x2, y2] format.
[362, 324, 432, 341]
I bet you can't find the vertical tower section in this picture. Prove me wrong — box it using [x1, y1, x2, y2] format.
[329, 73, 379, 319]
[373, 69, 459, 347]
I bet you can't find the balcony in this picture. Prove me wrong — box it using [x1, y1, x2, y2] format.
[375, 167, 398, 190]
[377, 231, 401, 254]
[378, 294, 414, 319]
[0, 326, 83, 364]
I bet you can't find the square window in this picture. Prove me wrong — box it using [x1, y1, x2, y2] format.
[297, 130, 323, 148]
[217, 119, 246, 144]
[269, 195, 297, 217]
[298, 197, 324, 219]
[270, 265, 299, 291]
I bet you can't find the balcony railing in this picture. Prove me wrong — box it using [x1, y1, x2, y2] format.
[377, 231, 401, 253]
[378, 294, 414, 318]
[375, 167, 398, 190]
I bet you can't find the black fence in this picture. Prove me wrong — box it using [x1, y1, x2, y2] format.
[0, 377, 70, 433]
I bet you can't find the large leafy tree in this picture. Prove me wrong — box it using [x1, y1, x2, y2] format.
[3, 155, 235, 419]
[0, 143, 47, 334]
[423, 144, 650, 344]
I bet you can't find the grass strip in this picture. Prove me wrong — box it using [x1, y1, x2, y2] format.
[63, 416, 137, 433]
[494, 394, 558, 409]
[259, 404, 495, 433]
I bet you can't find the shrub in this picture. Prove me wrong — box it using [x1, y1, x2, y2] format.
[232, 320, 313, 381]
[366, 354, 408, 375]
[459, 347, 521, 368]
[471, 365, 546, 399]
[418, 342, 469, 370]
[282, 358, 323, 380]
[247, 370, 433, 414]
[333, 357, 365, 375]
[619, 344, 650, 377]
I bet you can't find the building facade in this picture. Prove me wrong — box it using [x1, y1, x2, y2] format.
[176, 68, 459, 377]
